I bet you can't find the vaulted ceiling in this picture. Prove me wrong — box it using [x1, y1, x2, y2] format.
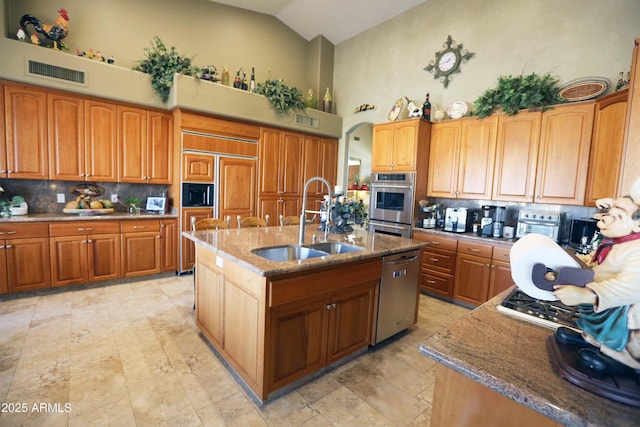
[211, 0, 426, 45]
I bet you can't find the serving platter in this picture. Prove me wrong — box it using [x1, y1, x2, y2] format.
[557, 77, 610, 102]
[63, 208, 114, 215]
[446, 101, 468, 119]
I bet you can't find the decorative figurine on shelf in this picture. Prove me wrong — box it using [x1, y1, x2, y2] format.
[19, 8, 69, 50]
[545, 177, 640, 406]
[405, 96, 422, 118]
[616, 71, 630, 91]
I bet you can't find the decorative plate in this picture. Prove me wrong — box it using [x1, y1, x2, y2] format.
[557, 77, 610, 102]
[388, 98, 404, 121]
[69, 183, 105, 197]
[446, 101, 468, 119]
[63, 208, 114, 215]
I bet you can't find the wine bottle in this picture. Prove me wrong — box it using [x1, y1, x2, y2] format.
[233, 69, 241, 89]
[242, 71, 248, 91]
[422, 93, 431, 120]
[323, 87, 333, 113]
[249, 67, 256, 92]
[221, 66, 230, 86]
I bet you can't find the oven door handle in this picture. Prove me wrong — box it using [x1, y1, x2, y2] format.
[371, 184, 413, 190]
[370, 222, 408, 230]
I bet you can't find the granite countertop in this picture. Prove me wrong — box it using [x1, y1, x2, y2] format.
[413, 226, 516, 247]
[0, 212, 178, 223]
[183, 225, 427, 277]
[419, 290, 640, 426]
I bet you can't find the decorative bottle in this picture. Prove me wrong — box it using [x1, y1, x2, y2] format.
[221, 67, 230, 86]
[405, 96, 421, 117]
[249, 67, 256, 92]
[323, 87, 333, 113]
[241, 71, 248, 91]
[233, 69, 242, 89]
[422, 93, 431, 120]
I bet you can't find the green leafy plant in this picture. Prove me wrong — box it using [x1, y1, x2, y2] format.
[124, 197, 142, 207]
[472, 73, 566, 118]
[254, 79, 307, 114]
[133, 36, 200, 103]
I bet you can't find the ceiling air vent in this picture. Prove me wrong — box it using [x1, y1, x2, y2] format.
[295, 114, 319, 128]
[26, 60, 86, 85]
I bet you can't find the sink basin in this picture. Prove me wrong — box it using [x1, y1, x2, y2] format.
[251, 245, 327, 262]
[304, 242, 363, 254]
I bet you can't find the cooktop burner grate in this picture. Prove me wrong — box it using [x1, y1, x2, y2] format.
[498, 288, 581, 331]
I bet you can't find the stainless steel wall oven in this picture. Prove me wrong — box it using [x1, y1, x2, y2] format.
[368, 173, 415, 238]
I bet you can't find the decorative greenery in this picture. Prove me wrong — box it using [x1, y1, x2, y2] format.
[133, 36, 200, 102]
[0, 196, 25, 208]
[254, 79, 307, 114]
[124, 197, 142, 207]
[472, 73, 565, 118]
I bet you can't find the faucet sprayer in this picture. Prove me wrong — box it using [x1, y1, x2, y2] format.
[299, 177, 332, 245]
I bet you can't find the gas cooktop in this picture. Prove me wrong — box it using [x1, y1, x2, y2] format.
[497, 288, 581, 331]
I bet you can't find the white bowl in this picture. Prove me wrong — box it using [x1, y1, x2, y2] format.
[10, 203, 28, 216]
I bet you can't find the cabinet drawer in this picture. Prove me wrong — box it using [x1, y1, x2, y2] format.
[49, 221, 120, 236]
[121, 220, 161, 233]
[413, 232, 458, 251]
[492, 245, 511, 263]
[420, 270, 453, 298]
[422, 249, 456, 274]
[0, 223, 48, 239]
[458, 240, 493, 258]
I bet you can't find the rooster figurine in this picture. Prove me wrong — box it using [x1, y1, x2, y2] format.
[19, 8, 69, 50]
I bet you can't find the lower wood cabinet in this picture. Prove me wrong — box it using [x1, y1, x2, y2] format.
[0, 223, 50, 293]
[160, 219, 178, 272]
[412, 233, 458, 298]
[49, 221, 121, 287]
[121, 219, 161, 277]
[181, 207, 213, 271]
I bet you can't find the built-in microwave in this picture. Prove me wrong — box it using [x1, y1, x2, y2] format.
[182, 183, 214, 207]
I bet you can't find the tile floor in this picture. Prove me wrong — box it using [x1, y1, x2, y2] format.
[0, 274, 469, 427]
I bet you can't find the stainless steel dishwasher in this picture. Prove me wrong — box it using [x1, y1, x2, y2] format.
[375, 248, 421, 344]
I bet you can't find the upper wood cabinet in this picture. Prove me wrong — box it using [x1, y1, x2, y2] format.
[427, 116, 497, 199]
[218, 156, 256, 222]
[84, 99, 118, 182]
[492, 111, 542, 202]
[535, 102, 594, 205]
[182, 152, 215, 183]
[302, 136, 338, 218]
[259, 128, 303, 197]
[3, 83, 48, 179]
[118, 106, 173, 184]
[372, 118, 430, 172]
[584, 89, 628, 206]
[48, 93, 85, 181]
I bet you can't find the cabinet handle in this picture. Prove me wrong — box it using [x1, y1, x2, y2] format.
[132, 226, 148, 229]
[325, 303, 337, 310]
[0, 170, 6, 173]
[77, 227, 94, 231]
[486, 263, 492, 268]
[0, 231, 17, 235]
[0, 245, 4, 249]
[426, 280, 436, 284]
[5, 245, 12, 249]
[429, 241, 440, 245]
[467, 248, 481, 253]
[429, 257, 440, 262]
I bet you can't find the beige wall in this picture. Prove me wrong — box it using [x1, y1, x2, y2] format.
[4, 0, 311, 90]
[334, 0, 640, 187]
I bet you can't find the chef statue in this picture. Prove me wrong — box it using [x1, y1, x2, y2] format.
[553, 177, 640, 376]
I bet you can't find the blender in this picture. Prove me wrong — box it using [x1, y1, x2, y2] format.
[492, 206, 506, 238]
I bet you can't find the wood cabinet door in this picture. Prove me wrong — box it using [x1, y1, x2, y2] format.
[4, 85, 48, 179]
[321, 138, 338, 188]
[259, 127, 282, 195]
[0, 85, 5, 178]
[392, 120, 418, 171]
[492, 111, 541, 202]
[147, 111, 173, 184]
[182, 152, 214, 183]
[88, 234, 121, 282]
[302, 136, 322, 194]
[585, 90, 628, 206]
[196, 255, 225, 348]
[258, 197, 280, 225]
[372, 123, 394, 171]
[457, 117, 498, 199]
[122, 231, 161, 277]
[488, 260, 513, 299]
[281, 197, 301, 219]
[268, 295, 329, 392]
[118, 105, 147, 183]
[453, 253, 491, 306]
[218, 157, 256, 221]
[6, 237, 51, 292]
[535, 103, 595, 205]
[48, 93, 85, 181]
[280, 132, 303, 196]
[0, 240, 6, 294]
[160, 219, 178, 272]
[427, 121, 461, 197]
[326, 282, 375, 363]
[182, 208, 213, 271]
[85, 100, 117, 182]
[420, 269, 454, 298]
[50, 235, 88, 287]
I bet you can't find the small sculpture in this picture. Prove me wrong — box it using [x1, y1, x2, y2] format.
[19, 8, 69, 50]
[553, 177, 640, 374]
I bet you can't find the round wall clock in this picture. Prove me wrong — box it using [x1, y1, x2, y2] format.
[424, 35, 475, 88]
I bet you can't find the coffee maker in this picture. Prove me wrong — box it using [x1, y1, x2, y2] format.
[492, 206, 506, 238]
[480, 205, 495, 237]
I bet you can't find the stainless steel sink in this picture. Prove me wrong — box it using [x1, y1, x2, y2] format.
[304, 242, 363, 254]
[251, 245, 328, 262]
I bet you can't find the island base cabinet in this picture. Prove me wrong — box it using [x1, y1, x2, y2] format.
[431, 365, 562, 427]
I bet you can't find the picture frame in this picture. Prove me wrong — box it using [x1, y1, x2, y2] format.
[145, 197, 166, 213]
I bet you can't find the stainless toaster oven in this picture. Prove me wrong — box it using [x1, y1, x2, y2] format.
[515, 210, 561, 241]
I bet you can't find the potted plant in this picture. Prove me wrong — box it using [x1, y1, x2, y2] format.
[254, 79, 307, 114]
[0, 196, 27, 217]
[133, 36, 200, 103]
[472, 72, 565, 118]
[124, 197, 142, 214]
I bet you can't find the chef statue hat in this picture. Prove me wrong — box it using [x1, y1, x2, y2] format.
[631, 176, 640, 206]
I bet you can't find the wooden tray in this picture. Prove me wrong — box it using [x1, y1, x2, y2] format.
[63, 208, 115, 215]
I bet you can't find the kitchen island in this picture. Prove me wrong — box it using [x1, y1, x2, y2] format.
[184, 224, 426, 402]
[419, 289, 640, 427]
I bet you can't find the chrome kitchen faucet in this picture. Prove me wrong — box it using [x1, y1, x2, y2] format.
[299, 177, 332, 245]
